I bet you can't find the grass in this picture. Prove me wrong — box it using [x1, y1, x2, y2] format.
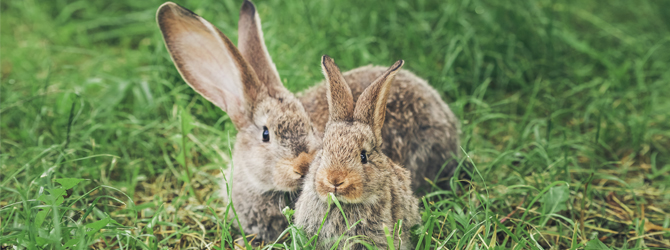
[1, 0, 669, 249]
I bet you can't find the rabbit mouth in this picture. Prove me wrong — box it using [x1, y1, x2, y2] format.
[315, 170, 364, 203]
[328, 191, 362, 204]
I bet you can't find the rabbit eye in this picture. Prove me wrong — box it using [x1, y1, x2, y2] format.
[360, 150, 368, 164]
[262, 126, 270, 142]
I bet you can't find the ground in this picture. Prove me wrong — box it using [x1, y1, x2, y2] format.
[1, 0, 669, 249]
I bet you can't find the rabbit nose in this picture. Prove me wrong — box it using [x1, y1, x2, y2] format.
[328, 176, 345, 187]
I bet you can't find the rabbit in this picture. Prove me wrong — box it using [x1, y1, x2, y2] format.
[294, 56, 421, 250]
[299, 65, 464, 192]
[156, 0, 460, 243]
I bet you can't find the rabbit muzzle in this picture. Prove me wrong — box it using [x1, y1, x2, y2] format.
[273, 151, 315, 191]
[315, 167, 364, 203]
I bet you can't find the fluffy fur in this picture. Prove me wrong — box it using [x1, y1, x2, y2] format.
[300, 65, 462, 191]
[156, 0, 460, 243]
[294, 56, 420, 249]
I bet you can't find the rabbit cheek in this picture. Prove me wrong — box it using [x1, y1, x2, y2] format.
[293, 151, 315, 177]
[272, 151, 315, 191]
[273, 159, 303, 191]
[314, 168, 334, 201]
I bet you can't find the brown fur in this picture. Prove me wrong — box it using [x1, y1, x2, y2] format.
[274, 151, 316, 191]
[157, 0, 461, 243]
[238, 0, 284, 96]
[353, 60, 403, 147]
[322, 55, 355, 123]
[300, 65, 462, 191]
[157, 2, 321, 242]
[294, 59, 420, 249]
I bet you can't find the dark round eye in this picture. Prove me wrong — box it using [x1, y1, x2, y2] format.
[360, 150, 368, 164]
[262, 126, 270, 142]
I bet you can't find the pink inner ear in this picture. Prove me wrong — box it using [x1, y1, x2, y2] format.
[159, 4, 250, 114]
[158, 2, 263, 128]
[351, 60, 402, 146]
[171, 25, 244, 108]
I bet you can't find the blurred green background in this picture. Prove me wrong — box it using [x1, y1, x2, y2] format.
[2, 0, 669, 249]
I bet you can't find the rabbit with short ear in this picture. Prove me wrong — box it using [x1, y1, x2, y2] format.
[294, 56, 421, 250]
[299, 60, 464, 193]
[157, 0, 461, 243]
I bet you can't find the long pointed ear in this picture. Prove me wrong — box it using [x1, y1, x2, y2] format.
[238, 0, 284, 96]
[321, 55, 354, 123]
[353, 60, 404, 147]
[157, 2, 265, 128]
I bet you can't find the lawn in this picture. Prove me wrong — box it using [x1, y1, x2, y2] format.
[1, 0, 669, 249]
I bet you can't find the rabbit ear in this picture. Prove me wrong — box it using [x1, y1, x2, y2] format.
[157, 2, 265, 128]
[321, 55, 355, 123]
[353, 60, 404, 147]
[238, 0, 284, 96]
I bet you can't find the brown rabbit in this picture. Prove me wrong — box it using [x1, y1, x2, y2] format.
[156, 0, 460, 243]
[294, 56, 420, 250]
[300, 66, 463, 192]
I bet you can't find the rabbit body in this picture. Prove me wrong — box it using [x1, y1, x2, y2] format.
[294, 57, 421, 249]
[300, 65, 462, 191]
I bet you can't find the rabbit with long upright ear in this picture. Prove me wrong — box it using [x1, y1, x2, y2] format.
[294, 56, 421, 250]
[157, 0, 462, 244]
[157, 1, 321, 242]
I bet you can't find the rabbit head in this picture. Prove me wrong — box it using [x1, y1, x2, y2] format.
[312, 55, 404, 204]
[157, 1, 318, 193]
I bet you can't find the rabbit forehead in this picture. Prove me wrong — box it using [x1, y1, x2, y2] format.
[322, 122, 373, 160]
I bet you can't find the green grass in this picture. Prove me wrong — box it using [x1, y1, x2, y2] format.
[2, 0, 670, 249]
